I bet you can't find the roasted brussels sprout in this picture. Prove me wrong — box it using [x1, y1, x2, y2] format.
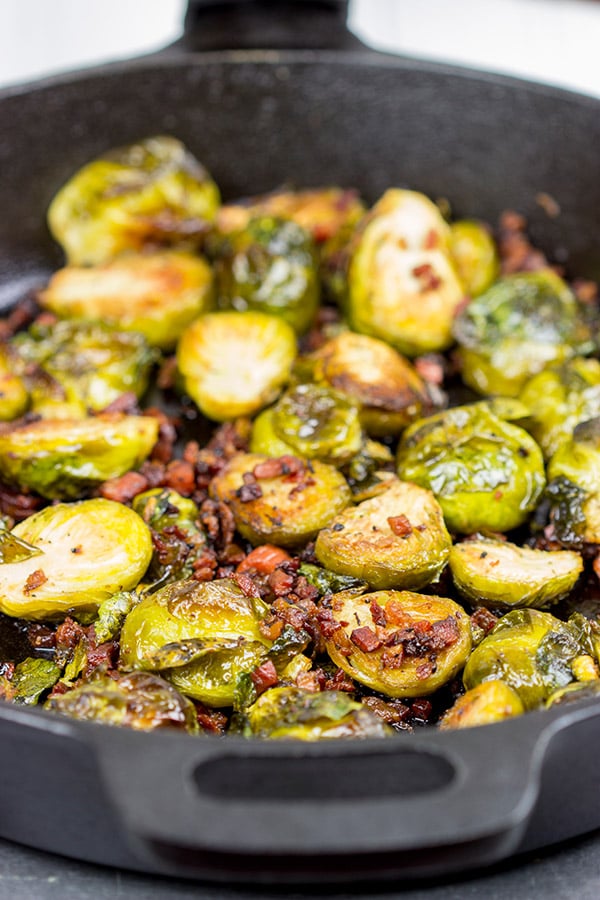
[454, 270, 595, 396]
[14, 319, 156, 415]
[396, 403, 546, 533]
[347, 189, 465, 356]
[250, 383, 363, 465]
[448, 219, 499, 297]
[211, 453, 351, 548]
[0, 346, 28, 421]
[177, 310, 296, 421]
[546, 680, 600, 708]
[132, 488, 207, 587]
[240, 686, 391, 740]
[48, 136, 220, 265]
[518, 358, 600, 459]
[0, 414, 159, 500]
[546, 419, 600, 544]
[0, 499, 152, 619]
[315, 478, 451, 590]
[310, 331, 432, 436]
[120, 577, 271, 707]
[324, 589, 472, 697]
[46, 672, 199, 733]
[449, 538, 583, 609]
[439, 680, 524, 730]
[39, 252, 214, 350]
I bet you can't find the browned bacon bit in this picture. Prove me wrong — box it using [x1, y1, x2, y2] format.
[157, 355, 178, 390]
[411, 698, 433, 721]
[0, 484, 41, 521]
[195, 702, 228, 735]
[471, 607, 499, 635]
[272, 598, 308, 631]
[99, 391, 139, 415]
[370, 599, 387, 627]
[191, 546, 218, 582]
[138, 460, 166, 488]
[381, 646, 405, 669]
[416, 660, 435, 680]
[259, 616, 284, 641]
[99, 470, 149, 503]
[427, 616, 459, 651]
[268, 567, 295, 598]
[219, 543, 246, 567]
[27, 623, 56, 650]
[363, 696, 411, 725]
[412, 262, 442, 292]
[250, 660, 278, 694]
[350, 626, 382, 653]
[0, 292, 38, 340]
[253, 455, 306, 481]
[85, 640, 118, 676]
[296, 671, 321, 692]
[233, 571, 261, 598]
[498, 210, 549, 274]
[414, 353, 445, 386]
[23, 569, 47, 595]
[316, 607, 341, 638]
[288, 476, 316, 497]
[384, 600, 412, 628]
[322, 667, 356, 693]
[164, 459, 195, 496]
[388, 514, 413, 538]
[573, 279, 599, 305]
[236, 471, 263, 502]
[294, 576, 319, 603]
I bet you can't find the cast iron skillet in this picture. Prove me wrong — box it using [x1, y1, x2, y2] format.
[0, 0, 600, 884]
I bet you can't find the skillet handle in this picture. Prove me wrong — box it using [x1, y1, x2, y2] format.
[177, 0, 366, 52]
[94, 712, 556, 882]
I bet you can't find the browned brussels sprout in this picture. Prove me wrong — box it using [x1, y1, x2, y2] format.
[454, 270, 595, 396]
[518, 358, 600, 459]
[396, 403, 546, 533]
[241, 686, 391, 740]
[132, 488, 207, 587]
[449, 538, 583, 609]
[47, 136, 220, 265]
[439, 680, 524, 730]
[250, 383, 363, 465]
[39, 252, 215, 350]
[0, 414, 158, 500]
[119, 577, 271, 707]
[0, 499, 152, 620]
[546, 419, 600, 544]
[210, 452, 351, 548]
[310, 331, 432, 436]
[347, 189, 465, 356]
[212, 216, 320, 334]
[46, 672, 199, 733]
[14, 319, 156, 416]
[177, 310, 296, 421]
[315, 478, 451, 591]
[448, 219, 499, 297]
[324, 589, 472, 697]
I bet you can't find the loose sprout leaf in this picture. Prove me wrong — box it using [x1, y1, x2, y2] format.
[298, 563, 367, 596]
[146, 636, 244, 670]
[93, 591, 137, 645]
[9, 658, 61, 705]
[0, 530, 42, 565]
[63, 638, 88, 683]
[233, 671, 258, 713]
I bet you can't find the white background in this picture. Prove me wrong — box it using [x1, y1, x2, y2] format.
[0, 0, 599, 97]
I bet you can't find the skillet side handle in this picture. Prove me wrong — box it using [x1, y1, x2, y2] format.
[94, 713, 555, 883]
[176, 0, 366, 52]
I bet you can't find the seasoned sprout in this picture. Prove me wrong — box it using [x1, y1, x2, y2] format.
[0, 414, 159, 500]
[439, 680, 524, 730]
[454, 270, 595, 396]
[210, 452, 351, 548]
[518, 358, 600, 459]
[39, 252, 215, 350]
[177, 310, 296, 421]
[396, 403, 546, 534]
[324, 589, 471, 698]
[448, 220, 499, 297]
[0, 499, 152, 620]
[347, 189, 465, 356]
[315, 478, 451, 590]
[47, 136, 220, 265]
[449, 538, 583, 609]
[310, 331, 432, 436]
[14, 319, 156, 415]
[120, 577, 271, 707]
[241, 686, 391, 740]
[132, 488, 207, 587]
[250, 383, 363, 465]
[546, 419, 600, 544]
[46, 672, 199, 733]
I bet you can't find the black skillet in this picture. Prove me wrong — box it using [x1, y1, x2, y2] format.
[0, 0, 600, 884]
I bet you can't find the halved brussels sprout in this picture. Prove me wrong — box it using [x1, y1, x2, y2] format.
[449, 538, 583, 610]
[310, 331, 432, 436]
[212, 216, 320, 334]
[439, 680, 524, 730]
[546, 419, 600, 544]
[48, 136, 220, 265]
[463, 609, 578, 709]
[39, 252, 214, 350]
[315, 478, 451, 590]
[0, 499, 152, 620]
[396, 403, 546, 534]
[241, 686, 391, 740]
[324, 589, 472, 697]
[347, 189, 465, 356]
[518, 358, 600, 459]
[132, 488, 207, 587]
[14, 319, 156, 415]
[448, 220, 499, 298]
[546, 680, 600, 708]
[250, 384, 363, 465]
[210, 452, 351, 548]
[177, 310, 296, 421]
[120, 577, 271, 707]
[46, 672, 199, 733]
[454, 270, 595, 396]
[0, 414, 158, 500]
[0, 346, 28, 421]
